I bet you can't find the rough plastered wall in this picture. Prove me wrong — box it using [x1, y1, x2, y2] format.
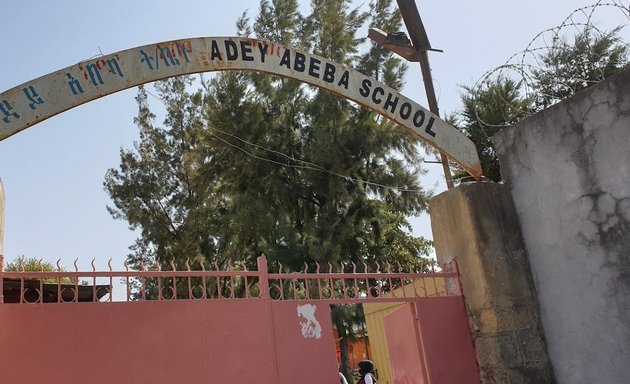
[430, 183, 554, 383]
[494, 70, 630, 384]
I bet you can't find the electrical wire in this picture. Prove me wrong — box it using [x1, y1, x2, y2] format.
[143, 86, 437, 193]
[207, 129, 428, 193]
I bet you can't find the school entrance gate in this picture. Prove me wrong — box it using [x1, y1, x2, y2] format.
[0, 255, 478, 383]
[0, 36, 483, 383]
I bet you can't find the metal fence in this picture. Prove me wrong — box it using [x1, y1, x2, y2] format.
[0, 255, 461, 304]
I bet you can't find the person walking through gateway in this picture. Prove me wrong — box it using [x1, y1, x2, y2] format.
[357, 360, 377, 384]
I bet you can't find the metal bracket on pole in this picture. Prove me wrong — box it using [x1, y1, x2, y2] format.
[369, 0, 455, 189]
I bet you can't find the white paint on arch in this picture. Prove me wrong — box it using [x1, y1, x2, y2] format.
[297, 303, 322, 339]
[0, 37, 481, 179]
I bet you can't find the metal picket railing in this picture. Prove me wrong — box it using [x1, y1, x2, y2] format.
[0, 255, 461, 304]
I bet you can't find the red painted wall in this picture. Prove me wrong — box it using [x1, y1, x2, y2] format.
[0, 300, 338, 383]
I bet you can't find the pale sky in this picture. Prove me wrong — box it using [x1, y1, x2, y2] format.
[0, 0, 626, 270]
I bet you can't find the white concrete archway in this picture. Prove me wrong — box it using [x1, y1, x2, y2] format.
[0, 37, 481, 179]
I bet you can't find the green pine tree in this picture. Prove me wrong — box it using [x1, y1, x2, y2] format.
[454, 25, 628, 182]
[105, 0, 433, 272]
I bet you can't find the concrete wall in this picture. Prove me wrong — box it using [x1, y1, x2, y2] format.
[494, 70, 630, 384]
[430, 183, 554, 383]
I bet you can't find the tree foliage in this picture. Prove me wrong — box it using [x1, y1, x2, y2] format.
[533, 26, 629, 109]
[4, 256, 60, 272]
[456, 78, 532, 182]
[105, 3, 433, 376]
[454, 26, 628, 182]
[4, 256, 74, 284]
[104, 0, 433, 272]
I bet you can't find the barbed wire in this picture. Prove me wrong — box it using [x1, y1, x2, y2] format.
[468, 1, 630, 132]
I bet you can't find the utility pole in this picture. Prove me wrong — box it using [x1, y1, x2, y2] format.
[368, 0, 454, 189]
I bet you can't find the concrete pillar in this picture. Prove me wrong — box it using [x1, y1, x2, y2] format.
[429, 182, 555, 383]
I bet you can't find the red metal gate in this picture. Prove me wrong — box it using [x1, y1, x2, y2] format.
[0, 255, 478, 383]
[384, 303, 428, 384]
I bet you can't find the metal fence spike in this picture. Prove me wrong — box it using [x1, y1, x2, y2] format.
[5, 250, 462, 305]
